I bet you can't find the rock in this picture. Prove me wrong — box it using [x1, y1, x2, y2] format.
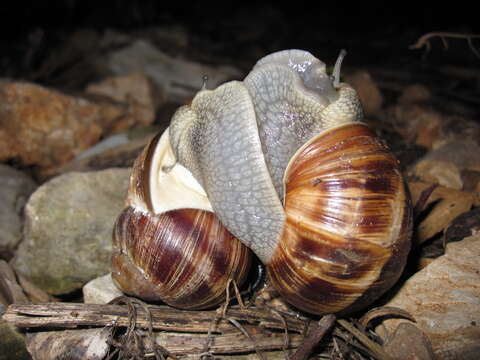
[16, 275, 58, 303]
[74, 126, 161, 161]
[462, 170, 480, 194]
[445, 207, 480, 243]
[412, 160, 463, 190]
[0, 165, 37, 259]
[345, 70, 383, 116]
[12, 168, 131, 295]
[387, 104, 443, 149]
[103, 39, 242, 103]
[415, 140, 480, 172]
[476, 181, 480, 206]
[398, 84, 432, 104]
[0, 261, 30, 360]
[39, 126, 162, 180]
[385, 103, 480, 149]
[410, 141, 480, 198]
[26, 328, 111, 360]
[85, 72, 163, 133]
[0, 260, 28, 305]
[0, 321, 31, 360]
[408, 181, 473, 244]
[83, 273, 122, 304]
[0, 81, 154, 171]
[383, 322, 435, 360]
[137, 26, 190, 51]
[376, 234, 480, 359]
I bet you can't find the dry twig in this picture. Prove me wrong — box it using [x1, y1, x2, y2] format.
[410, 32, 480, 59]
[3, 301, 308, 357]
[337, 319, 394, 360]
[413, 184, 439, 218]
[290, 314, 336, 360]
[227, 318, 266, 360]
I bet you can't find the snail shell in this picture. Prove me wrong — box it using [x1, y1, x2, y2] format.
[268, 123, 411, 314]
[111, 131, 252, 310]
[167, 49, 412, 315]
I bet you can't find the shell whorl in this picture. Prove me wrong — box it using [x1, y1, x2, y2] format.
[268, 123, 412, 314]
[112, 206, 252, 309]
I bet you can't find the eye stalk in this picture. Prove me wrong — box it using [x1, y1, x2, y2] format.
[332, 49, 347, 88]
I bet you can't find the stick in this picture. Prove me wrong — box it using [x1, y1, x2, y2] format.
[146, 331, 305, 356]
[410, 32, 480, 59]
[2, 302, 306, 334]
[290, 314, 336, 360]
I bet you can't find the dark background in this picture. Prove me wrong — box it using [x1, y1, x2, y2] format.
[1, 1, 478, 72]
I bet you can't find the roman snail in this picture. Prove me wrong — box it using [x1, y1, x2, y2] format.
[111, 130, 253, 310]
[111, 49, 413, 315]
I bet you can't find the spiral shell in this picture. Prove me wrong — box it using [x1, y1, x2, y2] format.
[111, 132, 252, 310]
[268, 123, 412, 314]
[112, 206, 251, 309]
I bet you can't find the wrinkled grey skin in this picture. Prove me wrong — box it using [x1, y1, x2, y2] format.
[169, 49, 362, 262]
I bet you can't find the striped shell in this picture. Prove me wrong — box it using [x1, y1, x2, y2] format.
[112, 207, 251, 309]
[268, 123, 412, 315]
[111, 132, 252, 310]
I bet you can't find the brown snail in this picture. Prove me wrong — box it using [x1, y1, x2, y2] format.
[112, 49, 412, 315]
[111, 130, 253, 310]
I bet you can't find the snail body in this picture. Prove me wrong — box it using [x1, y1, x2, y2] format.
[112, 49, 412, 314]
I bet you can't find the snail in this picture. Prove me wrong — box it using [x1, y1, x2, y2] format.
[112, 49, 412, 315]
[111, 130, 253, 310]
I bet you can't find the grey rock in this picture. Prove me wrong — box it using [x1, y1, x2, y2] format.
[27, 328, 111, 360]
[43, 126, 162, 180]
[417, 140, 480, 172]
[83, 273, 123, 304]
[12, 168, 131, 295]
[0, 259, 29, 305]
[105, 39, 242, 103]
[0, 320, 31, 360]
[74, 125, 162, 161]
[0, 165, 37, 259]
[0, 258, 31, 360]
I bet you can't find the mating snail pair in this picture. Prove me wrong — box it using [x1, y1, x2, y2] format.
[111, 49, 412, 315]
